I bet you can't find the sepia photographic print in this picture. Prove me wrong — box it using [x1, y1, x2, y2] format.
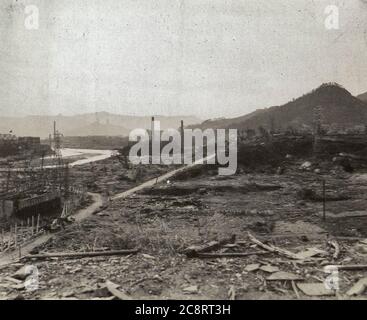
[1, 0, 367, 310]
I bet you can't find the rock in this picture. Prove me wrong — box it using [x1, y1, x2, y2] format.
[267, 210, 275, 216]
[259, 265, 279, 273]
[297, 283, 334, 296]
[300, 235, 309, 242]
[347, 278, 367, 296]
[300, 161, 312, 170]
[245, 264, 260, 272]
[92, 286, 111, 298]
[198, 188, 207, 194]
[153, 275, 163, 282]
[314, 169, 321, 174]
[12, 265, 32, 281]
[183, 285, 198, 294]
[267, 272, 303, 281]
[48, 277, 63, 285]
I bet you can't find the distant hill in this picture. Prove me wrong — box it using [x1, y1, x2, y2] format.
[0, 113, 201, 138]
[65, 121, 129, 137]
[193, 83, 367, 132]
[357, 92, 367, 103]
[188, 109, 267, 130]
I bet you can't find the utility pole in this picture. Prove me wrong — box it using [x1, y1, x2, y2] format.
[313, 105, 323, 156]
[322, 180, 326, 221]
[64, 163, 69, 200]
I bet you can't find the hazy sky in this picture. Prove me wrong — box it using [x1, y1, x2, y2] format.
[1, 0, 367, 119]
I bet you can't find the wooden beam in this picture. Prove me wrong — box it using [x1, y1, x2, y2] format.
[22, 248, 139, 260]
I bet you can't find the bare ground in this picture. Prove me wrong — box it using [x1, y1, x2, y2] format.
[1, 159, 367, 300]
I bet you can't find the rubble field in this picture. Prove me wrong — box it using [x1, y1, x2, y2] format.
[1, 158, 367, 300]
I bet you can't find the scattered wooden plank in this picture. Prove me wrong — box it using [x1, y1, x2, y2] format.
[22, 248, 139, 260]
[184, 235, 236, 257]
[328, 240, 340, 259]
[189, 251, 268, 259]
[260, 265, 280, 273]
[266, 271, 303, 281]
[248, 232, 299, 260]
[294, 247, 328, 260]
[332, 265, 367, 271]
[291, 280, 301, 299]
[245, 264, 260, 272]
[183, 285, 199, 294]
[347, 278, 367, 296]
[297, 282, 334, 296]
[106, 280, 132, 300]
[228, 286, 236, 300]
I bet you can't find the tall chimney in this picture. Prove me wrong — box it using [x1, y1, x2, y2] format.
[151, 116, 155, 156]
[151, 116, 155, 135]
[180, 120, 184, 163]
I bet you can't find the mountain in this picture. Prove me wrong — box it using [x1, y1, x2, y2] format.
[188, 109, 267, 130]
[65, 121, 129, 137]
[357, 92, 367, 103]
[0, 113, 201, 138]
[193, 83, 367, 132]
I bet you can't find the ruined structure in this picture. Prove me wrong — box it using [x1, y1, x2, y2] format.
[0, 133, 51, 157]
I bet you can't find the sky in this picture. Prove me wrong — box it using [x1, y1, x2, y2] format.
[0, 0, 367, 119]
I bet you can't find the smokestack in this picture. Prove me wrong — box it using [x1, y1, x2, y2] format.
[181, 120, 184, 163]
[151, 116, 155, 156]
[151, 116, 155, 135]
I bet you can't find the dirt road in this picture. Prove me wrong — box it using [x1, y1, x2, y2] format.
[112, 154, 215, 201]
[0, 156, 214, 268]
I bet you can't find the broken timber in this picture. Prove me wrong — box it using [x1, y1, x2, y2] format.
[328, 240, 340, 260]
[189, 251, 269, 258]
[247, 232, 299, 260]
[331, 265, 367, 271]
[184, 235, 236, 258]
[22, 248, 139, 261]
[106, 280, 132, 300]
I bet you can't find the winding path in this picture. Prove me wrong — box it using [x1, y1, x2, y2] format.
[0, 192, 103, 267]
[0, 154, 215, 267]
[112, 154, 215, 200]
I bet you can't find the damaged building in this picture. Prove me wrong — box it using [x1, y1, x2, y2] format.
[0, 134, 51, 157]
